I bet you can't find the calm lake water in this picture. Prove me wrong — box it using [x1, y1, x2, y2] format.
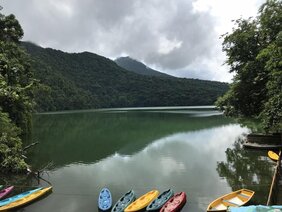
[1, 106, 276, 211]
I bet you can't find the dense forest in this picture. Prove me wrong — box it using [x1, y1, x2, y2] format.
[216, 0, 281, 132]
[115, 56, 172, 78]
[0, 13, 33, 172]
[22, 42, 229, 112]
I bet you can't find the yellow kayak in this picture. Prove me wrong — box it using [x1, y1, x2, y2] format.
[207, 188, 255, 211]
[125, 190, 159, 212]
[0, 187, 52, 211]
[268, 151, 279, 161]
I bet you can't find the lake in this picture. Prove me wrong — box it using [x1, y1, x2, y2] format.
[1, 106, 276, 211]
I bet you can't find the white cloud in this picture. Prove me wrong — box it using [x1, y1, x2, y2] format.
[193, 0, 264, 34]
[1, 0, 263, 82]
[158, 37, 183, 55]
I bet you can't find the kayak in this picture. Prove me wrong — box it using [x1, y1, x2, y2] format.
[268, 150, 279, 161]
[207, 189, 255, 211]
[0, 187, 52, 211]
[228, 205, 282, 211]
[160, 192, 186, 212]
[111, 190, 136, 212]
[147, 189, 174, 211]
[0, 186, 14, 199]
[98, 188, 112, 211]
[0, 187, 42, 207]
[124, 190, 159, 212]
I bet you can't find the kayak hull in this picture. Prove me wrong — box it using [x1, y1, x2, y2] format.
[0, 187, 42, 207]
[98, 188, 112, 211]
[111, 190, 136, 212]
[125, 190, 159, 212]
[160, 192, 186, 212]
[0, 186, 14, 200]
[147, 189, 174, 211]
[0, 187, 52, 211]
[268, 150, 279, 161]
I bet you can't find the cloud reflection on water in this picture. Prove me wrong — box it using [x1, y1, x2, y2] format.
[44, 124, 249, 212]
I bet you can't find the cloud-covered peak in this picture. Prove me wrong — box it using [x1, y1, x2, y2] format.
[1, 0, 263, 82]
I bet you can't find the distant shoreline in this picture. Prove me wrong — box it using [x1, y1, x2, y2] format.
[36, 105, 217, 115]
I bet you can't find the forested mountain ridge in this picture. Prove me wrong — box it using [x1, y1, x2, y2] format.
[21, 42, 229, 112]
[115, 56, 172, 78]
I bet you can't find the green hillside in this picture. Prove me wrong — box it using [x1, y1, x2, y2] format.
[115, 56, 172, 78]
[21, 42, 228, 112]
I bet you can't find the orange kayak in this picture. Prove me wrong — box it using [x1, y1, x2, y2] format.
[124, 190, 159, 212]
[268, 151, 279, 161]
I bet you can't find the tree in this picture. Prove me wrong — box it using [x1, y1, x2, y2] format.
[258, 31, 282, 132]
[0, 10, 34, 172]
[0, 12, 35, 132]
[0, 110, 28, 173]
[216, 0, 282, 132]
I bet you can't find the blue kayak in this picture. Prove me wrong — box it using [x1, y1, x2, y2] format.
[98, 188, 112, 211]
[146, 189, 174, 211]
[228, 205, 282, 212]
[0, 187, 42, 207]
[111, 190, 136, 212]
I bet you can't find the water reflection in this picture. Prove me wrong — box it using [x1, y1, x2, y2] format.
[23, 124, 249, 212]
[217, 137, 274, 204]
[28, 110, 233, 169]
[3, 108, 274, 212]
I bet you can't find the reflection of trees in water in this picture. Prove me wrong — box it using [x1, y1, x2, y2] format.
[217, 137, 274, 204]
[29, 112, 233, 169]
[0, 173, 41, 196]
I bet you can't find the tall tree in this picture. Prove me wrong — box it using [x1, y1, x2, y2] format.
[216, 0, 282, 132]
[0, 110, 28, 172]
[0, 12, 35, 132]
[0, 10, 34, 172]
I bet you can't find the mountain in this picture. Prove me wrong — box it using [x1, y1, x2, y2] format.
[115, 56, 173, 78]
[21, 42, 228, 112]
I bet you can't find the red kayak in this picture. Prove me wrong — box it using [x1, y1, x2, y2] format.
[0, 186, 14, 199]
[160, 192, 186, 212]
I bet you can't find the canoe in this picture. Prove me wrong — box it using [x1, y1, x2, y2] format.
[247, 133, 281, 143]
[111, 190, 136, 212]
[0, 187, 52, 211]
[0, 187, 42, 207]
[243, 142, 282, 150]
[244, 133, 282, 150]
[160, 192, 186, 212]
[147, 189, 174, 211]
[124, 190, 159, 212]
[98, 188, 112, 211]
[0, 186, 14, 199]
[268, 151, 279, 161]
[207, 189, 255, 211]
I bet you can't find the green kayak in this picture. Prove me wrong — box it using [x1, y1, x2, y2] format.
[146, 189, 174, 211]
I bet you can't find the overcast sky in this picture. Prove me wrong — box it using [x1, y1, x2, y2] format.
[2, 0, 264, 82]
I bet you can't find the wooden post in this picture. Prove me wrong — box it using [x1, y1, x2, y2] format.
[267, 150, 282, 205]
